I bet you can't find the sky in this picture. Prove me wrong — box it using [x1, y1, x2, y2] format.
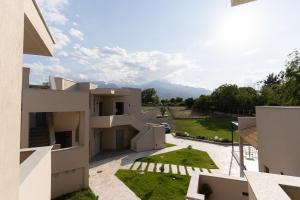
[24, 0, 300, 90]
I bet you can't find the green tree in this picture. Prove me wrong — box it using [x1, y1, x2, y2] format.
[185, 98, 195, 108]
[211, 84, 239, 113]
[160, 106, 167, 116]
[193, 95, 212, 112]
[142, 88, 160, 105]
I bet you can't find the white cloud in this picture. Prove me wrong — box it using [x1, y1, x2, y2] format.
[69, 28, 84, 41]
[37, 0, 69, 25]
[24, 58, 70, 84]
[50, 27, 70, 49]
[68, 45, 201, 84]
[242, 48, 260, 56]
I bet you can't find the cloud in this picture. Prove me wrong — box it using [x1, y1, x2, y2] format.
[69, 28, 84, 41]
[37, 0, 69, 25]
[68, 45, 201, 84]
[50, 27, 70, 49]
[242, 48, 260, 56]
[24, 58, 71, 84]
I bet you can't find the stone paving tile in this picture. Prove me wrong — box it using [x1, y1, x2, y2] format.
[193, 167, 201, 173]
[140, 162, 148, 171]
[147, 163, 155, 172]
[156, 163, 162, 172]
[164, 164, 170, 173]
[202, 168, 209, 173]
[186, 166, 194, 175]
[131, 162, 141, 170]
[171, 164, 178, 174]
[179, 165, 187, 175]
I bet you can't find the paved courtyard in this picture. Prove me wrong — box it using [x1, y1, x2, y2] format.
[89, 134, 250, 199]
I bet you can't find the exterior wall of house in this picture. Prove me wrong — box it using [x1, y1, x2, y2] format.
[90, 125, 138, 157]
[21, 73, 90, 198]
[19, 147, 52, 200]
[0, 1, 24, 199]
[187, 173, 248, 200]
[256, 107, 300, 176]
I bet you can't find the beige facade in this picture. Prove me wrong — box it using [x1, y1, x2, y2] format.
[0, 0, 54, 199]
[21, 67, 165, 197]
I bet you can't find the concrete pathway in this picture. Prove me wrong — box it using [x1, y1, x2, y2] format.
[89, 134, 243, 199]
[171, 164, 178, 174]
[130, 161, 212, 176]
[89, 146, 183, 200]
[166, 134, 241, 177]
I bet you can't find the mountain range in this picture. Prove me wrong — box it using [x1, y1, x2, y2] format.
[94, 80, 211, 99]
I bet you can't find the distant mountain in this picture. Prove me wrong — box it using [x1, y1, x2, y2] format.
[94, 80, 211, 99]
[139, 81, 211, 99]
[93, 81, 118, 88]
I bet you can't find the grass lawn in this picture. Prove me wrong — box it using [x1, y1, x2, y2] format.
[116, 170, 190, 200]
[53, 189, 97, 200]
[136, 148, 218, 169]
[175, 117, 238, 142]
[165, 143, 176, 147]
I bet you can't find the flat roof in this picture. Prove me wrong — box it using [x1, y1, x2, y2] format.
[245, 171, 300, 200]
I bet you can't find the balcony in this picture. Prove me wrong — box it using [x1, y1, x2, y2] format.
[90, 114, 131, 128]
[24, 0, 55, 56]
[19, 146, 52, 200]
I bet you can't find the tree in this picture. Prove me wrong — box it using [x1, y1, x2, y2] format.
[211, 84, 239, 113]
[142, 88, 160, 105]
[185, 98, 195, 108]
[282, 50, 300, 105]
[193, 95, 212, 112]
[160, 106, 167, 116]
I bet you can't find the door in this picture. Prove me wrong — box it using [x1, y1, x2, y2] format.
[94, 131, 101, 155]
[98, 102, 103, 116]
[115, 102, 124, 115]
[116, 129, 124, 150]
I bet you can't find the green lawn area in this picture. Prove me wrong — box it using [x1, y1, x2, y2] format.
[53, 189, 97, 200]
[116, 170, 190, 200]
[136, 148, 218, 169]
[165, 143, 176, 147]
[175, 117, 239, 142]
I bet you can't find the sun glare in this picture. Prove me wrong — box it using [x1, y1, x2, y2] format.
[217, 8, 261, 47]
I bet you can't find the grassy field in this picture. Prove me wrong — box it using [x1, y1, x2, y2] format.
[168, 106, 204, 119]
[136, 148, 218, 169]
[53, 189, 97, 200]
[175, 117, 238, 142]
[116, 170, 190, 200]
[165, 143, 176, 147]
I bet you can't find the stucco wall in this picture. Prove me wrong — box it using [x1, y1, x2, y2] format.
[257, 107, 300, 176]
[19, 147, 52, 200]
[197, 174, 248, 200]
[0, 1, 24, 199]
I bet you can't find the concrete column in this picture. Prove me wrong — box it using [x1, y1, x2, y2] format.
[239, 137, 245, 177]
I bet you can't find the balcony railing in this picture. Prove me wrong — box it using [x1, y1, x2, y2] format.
[19, 146, 52, 200]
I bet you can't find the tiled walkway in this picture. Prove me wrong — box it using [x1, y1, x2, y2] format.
[129, 161, 212, 176]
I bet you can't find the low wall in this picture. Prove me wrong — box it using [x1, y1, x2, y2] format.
[51, 146, 89, 198]
[187, 173, 248, 200]
[19, 147, 52, 200]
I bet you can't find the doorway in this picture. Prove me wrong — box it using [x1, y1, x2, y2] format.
[115, 102, 124, 115]
[55, 131, 72, 148]
[116, 129, 124, 150]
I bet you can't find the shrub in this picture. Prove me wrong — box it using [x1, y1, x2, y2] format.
[200, 183, 213, 199]
[159, 165, 165, 172]
[187, 145, 192, 149]
[222, 138, 231, 143]
[176, 132, 186, 137]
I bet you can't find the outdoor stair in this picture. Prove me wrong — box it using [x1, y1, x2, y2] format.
[29, 127, 50, 147]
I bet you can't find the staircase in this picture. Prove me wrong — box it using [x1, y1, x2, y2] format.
[29, 127, 50, 147]
[130, 126, 151, 151]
